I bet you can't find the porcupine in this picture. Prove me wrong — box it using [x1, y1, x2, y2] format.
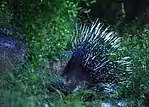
[48, 20, 122, 95]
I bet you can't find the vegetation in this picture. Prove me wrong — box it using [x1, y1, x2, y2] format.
[0, 0, 149, 107]
[116, 26, 149, 106]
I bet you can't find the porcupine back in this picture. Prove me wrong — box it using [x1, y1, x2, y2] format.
[61, 20, 120, 86]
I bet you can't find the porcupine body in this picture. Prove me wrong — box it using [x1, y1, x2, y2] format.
[48, 20, 121, 95]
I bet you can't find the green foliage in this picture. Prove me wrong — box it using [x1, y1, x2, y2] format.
[54, 93, 85, 107]
[0, 90, 36, 107]
[0, 66, 52, 107]
[116, 25, 149, 105]
[0, 0, 78, 64]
